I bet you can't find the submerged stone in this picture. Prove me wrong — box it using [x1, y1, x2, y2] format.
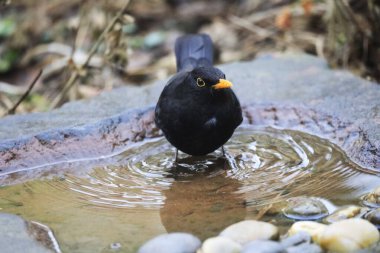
[137, 233, 201, 253]
[324, 205, 369, 224]
[219, 220, 279, 245]
[198, 237, 241, 253]
[319, 218, 380, 252]
[282, 196, 329, 221]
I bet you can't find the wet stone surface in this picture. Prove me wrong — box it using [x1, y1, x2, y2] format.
[282, 197, 329, 221]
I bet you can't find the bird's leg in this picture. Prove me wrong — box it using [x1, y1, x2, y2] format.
[174, 149, 179, 163]
[221, 146, 226, 156]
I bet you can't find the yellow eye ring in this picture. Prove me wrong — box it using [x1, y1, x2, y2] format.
[196, 77, 206, 87]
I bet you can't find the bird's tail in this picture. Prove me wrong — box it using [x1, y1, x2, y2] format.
[174, 34, 214, 72]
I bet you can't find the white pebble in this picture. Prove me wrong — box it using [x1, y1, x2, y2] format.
[198, 237, 241, 253]
[220, 220, 279, 245]
[320, 218, 380, 252]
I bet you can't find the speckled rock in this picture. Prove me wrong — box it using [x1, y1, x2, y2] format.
[288, 221, 327, 244]
[320, 218, 380, 252]
[219, 220, 279, 245]
[324, 205, 369, 224]
[197, 237, 241, 253]
[138, 233, 201, 253]
[282, 197, 329, 221]
[241, 240, 286, 253]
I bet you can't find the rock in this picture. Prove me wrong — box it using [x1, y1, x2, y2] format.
[319, 218, 380, 252]
[241, 240, 286, 253]
[281, 232, 322, 253]
[324, 205, 369, 224]
[219, 220, 279, 245]
[364, 208, 380, 228]
[282, 196, 329, 221]
[362, 186, 380, 208]
[0, 212, 60, 253]
[286, 243, 322, 253]
[288, 221, 327, 244]
[280, 232, 311, 248]
[138, 233, 201, 253]
[1, 53, 380, 174]
[197, 237, 241, 253]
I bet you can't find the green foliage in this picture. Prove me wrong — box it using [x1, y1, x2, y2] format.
[0, 18, 16, 37]
[0, 49, 19, 73]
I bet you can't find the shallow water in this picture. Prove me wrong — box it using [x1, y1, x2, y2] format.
[0, 126, 379, 252]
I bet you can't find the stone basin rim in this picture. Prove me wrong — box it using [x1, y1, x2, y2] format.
[0, 101, 378, 177]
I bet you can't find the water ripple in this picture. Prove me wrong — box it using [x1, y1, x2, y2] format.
[10, 126, 379, 210]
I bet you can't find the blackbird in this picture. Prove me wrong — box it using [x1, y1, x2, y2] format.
[155, 34, 242, 158]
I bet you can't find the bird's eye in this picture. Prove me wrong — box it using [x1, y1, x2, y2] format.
[196, 77, 206, 87]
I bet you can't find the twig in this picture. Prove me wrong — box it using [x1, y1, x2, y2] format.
[246, 3, 326, 23]
[229, 15, 274, 38]
[6, 70, 43, 115]
[49, 0, 131, 109]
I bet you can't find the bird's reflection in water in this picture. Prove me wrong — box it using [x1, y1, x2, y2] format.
[160, 155, 246, 239]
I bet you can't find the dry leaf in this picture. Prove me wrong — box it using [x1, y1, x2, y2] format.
[275, 8, 292, 31]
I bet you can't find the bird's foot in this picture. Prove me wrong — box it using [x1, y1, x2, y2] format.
[174, 149, 179, 163]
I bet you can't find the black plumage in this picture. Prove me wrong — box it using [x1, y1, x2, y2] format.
[155, 34, 242, 156]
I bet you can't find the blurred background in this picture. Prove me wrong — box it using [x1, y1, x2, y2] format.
[0, 0, 379, 116]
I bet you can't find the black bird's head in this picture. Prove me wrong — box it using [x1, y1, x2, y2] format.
[190, 66, 233, 91]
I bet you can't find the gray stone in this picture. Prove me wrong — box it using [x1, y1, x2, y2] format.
[1, 53, 380, 174]
[0, 212, 60, 253]
[241, 240, 286, 253]
[286, 243, 322, 253]
[280, 232, 311, 248]
[137, 232, 201, 253]
[283, 196, 329, 221]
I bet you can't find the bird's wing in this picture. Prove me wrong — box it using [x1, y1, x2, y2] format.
[174, 34, 213, 72]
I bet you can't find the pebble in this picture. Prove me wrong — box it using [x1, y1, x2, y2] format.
[362, 186, 380, 208]
[324, 205, 368, 224]
[280, 232, 311, 248]
[197, 237, 241, 253]
[241, 240, 286, 253]
[282, 196, 329, 220]
[319, 218, 380, 252]
[138, 233, 201, 253]
[219, 220, 279, 245]
[286, 243, 322, 253]
[288, 221, 327, 244]
[364, 208, 380, 228]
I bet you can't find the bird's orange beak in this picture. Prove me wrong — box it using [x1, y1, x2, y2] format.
[212, 79, 233, 89]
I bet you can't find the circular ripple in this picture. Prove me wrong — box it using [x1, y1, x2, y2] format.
[21, 126, 378, 210]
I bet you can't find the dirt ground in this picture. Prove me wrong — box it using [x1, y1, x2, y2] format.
[0, 0, 379, 116]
